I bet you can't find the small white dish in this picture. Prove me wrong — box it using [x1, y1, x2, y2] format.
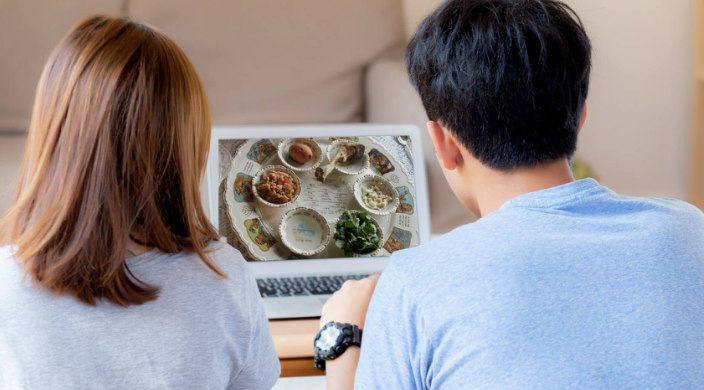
[279, 207, 331, 256]
[353, 175, 399, 216]
[277, 138, 323, 172]
[252, 165, 301, 208]
[326, 140, 369, 175]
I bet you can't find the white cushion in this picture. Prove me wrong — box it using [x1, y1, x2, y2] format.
[127, 0, 404, 125]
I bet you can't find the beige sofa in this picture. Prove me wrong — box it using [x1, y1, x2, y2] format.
[0, 0, 473, 233]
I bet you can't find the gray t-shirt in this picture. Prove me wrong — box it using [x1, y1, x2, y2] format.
[0, 240, 280, 390]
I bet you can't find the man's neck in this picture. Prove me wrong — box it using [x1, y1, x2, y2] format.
[472, 158, 575, 217]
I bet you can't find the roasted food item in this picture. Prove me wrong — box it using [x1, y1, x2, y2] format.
[336, 143, 365, 165]
[288, 142, 313, 164]
[256, 170, 298, 204]
[315, 143, 366, 182]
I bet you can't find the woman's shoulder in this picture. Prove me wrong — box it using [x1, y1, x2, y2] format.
[0, 245, 15, 257]
[181, 241, 263, 319]
[0, 245, 27, 301]
[177, 240, 255, 290]
[203, 239, 249, 275]
[0, 245, 20, 274]
[132, 240, 259, 308]
[128, 240, 252, 289]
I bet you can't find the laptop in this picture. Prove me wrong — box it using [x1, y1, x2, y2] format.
[206, 124, 431, 319]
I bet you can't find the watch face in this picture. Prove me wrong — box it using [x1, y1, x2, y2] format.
[315, 324, 341, 352]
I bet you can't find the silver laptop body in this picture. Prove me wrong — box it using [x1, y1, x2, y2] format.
[206, 124, 431, 319]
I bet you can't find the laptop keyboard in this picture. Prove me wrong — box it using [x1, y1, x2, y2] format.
[256, 274, 371, 297]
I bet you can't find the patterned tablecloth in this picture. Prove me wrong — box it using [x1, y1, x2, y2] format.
[218, 136, 419, 261]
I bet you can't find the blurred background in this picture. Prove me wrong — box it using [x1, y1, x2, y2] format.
[0, 0, 702, 235]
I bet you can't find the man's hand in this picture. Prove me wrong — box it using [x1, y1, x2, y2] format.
[320, 274, 380, 390]
[320, 274, 380, 329]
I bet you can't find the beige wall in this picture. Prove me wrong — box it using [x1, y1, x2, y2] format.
[401, 0, 441, 39]
[0, 1, 694, 215]
[401, 0, 694, 200]
[0, 134, 25, 214]
[570, 0, 692, 199]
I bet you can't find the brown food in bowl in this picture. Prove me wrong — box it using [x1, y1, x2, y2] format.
[256, 170, 298, 204]
[288, 142, 313, 164]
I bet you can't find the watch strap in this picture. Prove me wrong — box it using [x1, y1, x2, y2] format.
[314, 322, 363, 371]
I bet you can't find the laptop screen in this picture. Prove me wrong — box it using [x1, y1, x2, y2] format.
[217, 135, 422, 261]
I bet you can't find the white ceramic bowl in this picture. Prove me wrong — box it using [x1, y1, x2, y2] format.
[277, 138, 323, 172]
[353, 175, 400, 216]
[279, 207, 331, 256]
[332, 211, 383, 257]
[252, 165, 301, 208]
[326, 140, 369, 175]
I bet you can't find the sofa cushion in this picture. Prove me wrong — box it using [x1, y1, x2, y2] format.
[127, 0, 403, 125]
[0, 0, 125, 132]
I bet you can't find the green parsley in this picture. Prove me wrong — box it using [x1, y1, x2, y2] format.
[334, 210, 381, 256]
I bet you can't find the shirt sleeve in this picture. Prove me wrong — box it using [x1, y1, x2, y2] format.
[227, 268, 281, 390]
[354, 260, 425, 390]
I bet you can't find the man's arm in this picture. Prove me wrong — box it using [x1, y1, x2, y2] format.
[319, 274, 380, 390]
[324, 346, 360, 390]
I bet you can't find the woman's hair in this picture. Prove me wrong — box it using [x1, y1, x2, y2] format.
[0, 16, 222, 306]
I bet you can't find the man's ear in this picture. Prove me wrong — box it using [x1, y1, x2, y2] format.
[577, 103, 587, 135]
[427, 120, 461, 170]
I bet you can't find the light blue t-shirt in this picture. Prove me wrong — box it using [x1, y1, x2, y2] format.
[356, 179, 704, 390]
[0, 240, 280, 390]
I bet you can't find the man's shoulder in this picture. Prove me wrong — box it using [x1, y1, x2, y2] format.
[392, 213, 511, 258]
[643, 197, 703, 219]
[383, 218, 501, 281]
[617, 195, 704, 231]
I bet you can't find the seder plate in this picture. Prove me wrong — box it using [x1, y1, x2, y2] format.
[223, 136, 419, 261]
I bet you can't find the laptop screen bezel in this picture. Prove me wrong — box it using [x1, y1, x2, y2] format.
[206, 124, 431, 276]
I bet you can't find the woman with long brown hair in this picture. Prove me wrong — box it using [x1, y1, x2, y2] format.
[0, 16, 279, 389]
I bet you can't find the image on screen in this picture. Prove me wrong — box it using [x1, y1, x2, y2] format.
[217, 136, 420, 261]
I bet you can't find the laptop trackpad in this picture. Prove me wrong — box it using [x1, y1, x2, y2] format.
[263, 296, 331, 320]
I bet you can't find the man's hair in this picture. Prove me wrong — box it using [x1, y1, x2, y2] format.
[406, 0, 591, 169]
[0, 16, 222, 306]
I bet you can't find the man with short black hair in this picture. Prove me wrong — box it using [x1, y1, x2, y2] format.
[316, 0, 704, 389]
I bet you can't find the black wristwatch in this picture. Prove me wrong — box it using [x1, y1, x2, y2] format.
[313, 321, 363, 371]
